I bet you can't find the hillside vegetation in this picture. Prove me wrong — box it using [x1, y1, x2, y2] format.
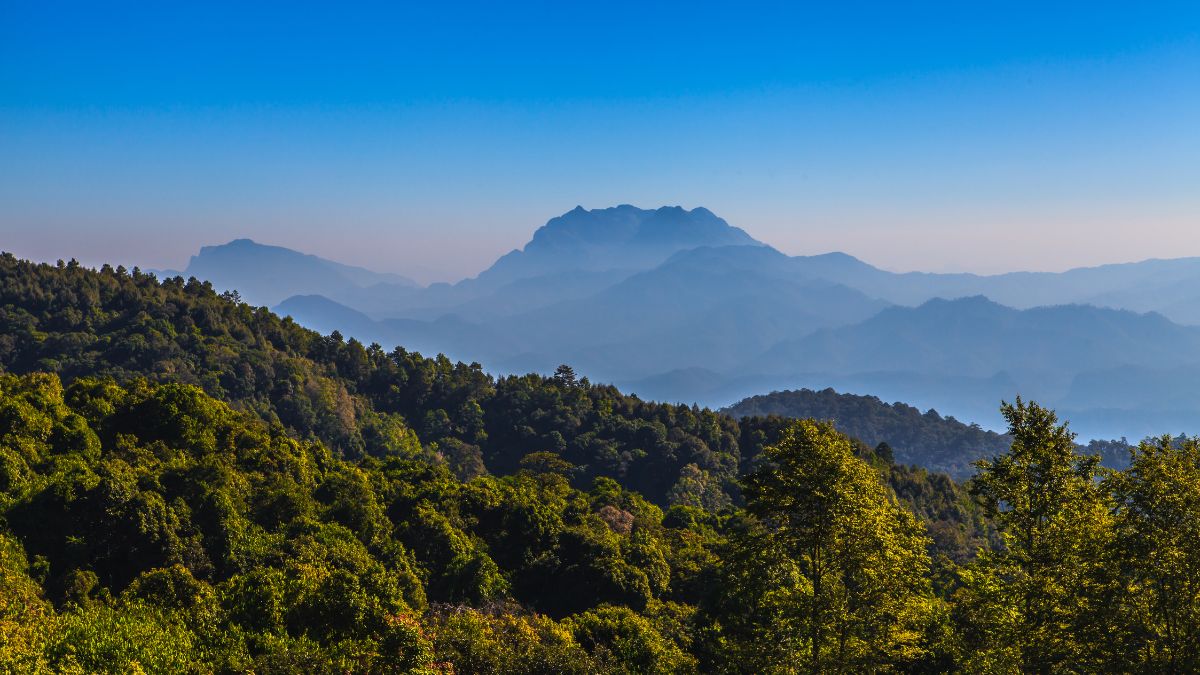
[2, 254, 1200, 672]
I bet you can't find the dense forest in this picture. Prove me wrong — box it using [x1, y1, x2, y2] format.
[2, 255, 1199, 672]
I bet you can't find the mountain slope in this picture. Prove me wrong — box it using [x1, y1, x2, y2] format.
[754, 296, 1200, 380]
[175, 238, 418, 307]
[0, 252, 991, 523]
[723, 388, 1014, 477]
[278, 242, 891, 382]
[781, 252, 1200, 325]
[745, 297, 1200, 433]
[483, 245, 890, 379]
[274, 293, 512, 364]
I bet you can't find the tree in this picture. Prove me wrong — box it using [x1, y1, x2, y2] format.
[568, 605, 698, 674]
[718, 419, 937, 673]
[553, 364, 577, 387]
[954, 399, 1114, 672]
[1107, 435, 1200, 672]
[667, 463, 732, 512]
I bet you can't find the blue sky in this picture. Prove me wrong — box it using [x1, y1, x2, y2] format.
[1, 1, 1197, 282]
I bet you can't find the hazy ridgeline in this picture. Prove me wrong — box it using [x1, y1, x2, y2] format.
[163, 206, 1200, 441]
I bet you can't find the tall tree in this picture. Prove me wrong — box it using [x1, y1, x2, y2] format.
[715, 419, 937, 673]
[954, 399, 1114, 672]
[1107, 436, 1200, 673]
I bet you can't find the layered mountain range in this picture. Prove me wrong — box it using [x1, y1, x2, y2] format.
[161, 205, 1200, 439]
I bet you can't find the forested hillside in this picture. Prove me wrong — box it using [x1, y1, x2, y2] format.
[724, 388, 1012, 477]
[0, 255, 980, 522]
[4, 254, 1200, 672]
[725, 388, 1136, 475]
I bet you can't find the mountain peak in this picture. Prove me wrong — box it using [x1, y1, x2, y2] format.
[920, 294, 1001, 308]
[476, 205, 764, 286]
[183, 239, 418, 306]
[532, 205, 759, 246]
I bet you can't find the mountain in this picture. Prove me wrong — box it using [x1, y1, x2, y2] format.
[273, 294, 513, 364]
[277, 243, 889, 383]
[475, 204, 764, 286]
[722, 388, 1013, 477]
[481, 245, 889, 380]
[272, 204, 767, 323]
[753, 296, 1200, 381]
[270, 209, 881, 382]
[782, 252, 1200, 325]
[170, 238, 418, 307]
[745, 297, 1200, 432]
[159, 206, 1200, 442]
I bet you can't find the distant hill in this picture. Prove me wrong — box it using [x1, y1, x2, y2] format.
[277, 245, 889, 383]
[723, 388, 1013, 478]
[169, 238, 418, 307]
[779, 251, 1200, 325]
[722, 387, 1137, 477]
[273, 294, 511, 364]
[753, 296, 1200, 381]
[744, 297, 1200, 432]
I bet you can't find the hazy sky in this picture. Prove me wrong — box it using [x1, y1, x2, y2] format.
[2, 1, 1198, 283]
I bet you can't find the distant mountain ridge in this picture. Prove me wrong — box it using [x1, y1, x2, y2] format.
[156, 205, 1200, 442]
[158, 238, 418, 307]
[780, 251, 1200, 324]
[753, 296, 1200, 381]
[741, 296, 1200, 434]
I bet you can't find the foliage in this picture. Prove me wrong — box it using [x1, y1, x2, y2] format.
[1105, 436, 1200, 672]
[954, 399, 1115, 672]
[0, 255, 988, 560]
[0, 372, 703, 671]
[709, 420, 939, 673]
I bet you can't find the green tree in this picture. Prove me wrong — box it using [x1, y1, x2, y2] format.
[568, 604, 697, 674]
[719, 419, 937, 673]
[954, 399, 1114, 672]
[430, 605, 593, 674]
[1107, 435, 1200, 673]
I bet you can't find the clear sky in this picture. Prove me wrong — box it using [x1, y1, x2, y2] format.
[1, 1, 1197, 283]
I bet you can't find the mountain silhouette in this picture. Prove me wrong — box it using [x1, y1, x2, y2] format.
[164, 205, 1200, 440]
[165, 238, 417, 307]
